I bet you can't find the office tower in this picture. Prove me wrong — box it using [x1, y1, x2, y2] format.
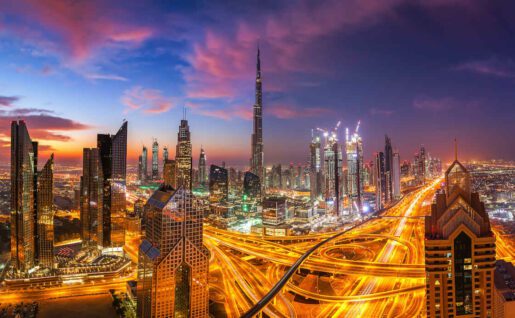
[163, 159, 177, 188]
[152, 139, 159, 180]
[209, 165, 228, 202]
[392, 152, 401, 200]
[138, 155, 143, 182]
[262, 197, 288, 226]
[384, 135, 393, 202]
[80, 148, 103, 246]
[98, 121, 127, 248]
[309, 131, 323, 202]
[400, 160, 410, 178]
[37, 154, 54, 269]
[142, 146, 148, 181]
[345, 124, 364, 214]
[176, 119, 192, 190]
[10, 120, 37, 272]
[243, 171, 261, 200]
[137, 186, 209, 318]
[425, 150, 495, 318]
[416, 145, 426, 185]
[323, 132, 343, 215]
[163, 146, 169, 162]
[250, 47, 264, 190]
[198, 147, 207, 188]
[375, 152, 386, 210]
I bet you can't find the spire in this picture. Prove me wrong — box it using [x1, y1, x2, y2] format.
[454, 138, 458, 161]
[256, 43, 261, 79]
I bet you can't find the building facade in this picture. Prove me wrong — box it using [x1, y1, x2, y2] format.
[80, 148, 103, 246]
[209, 165, 228, 202]
[37, 154, 54, 269]
[176, 119, 192, 190]
[250, 47, 264, 191]
[198, 147, 207, 188]
[152, 139, 159, 180]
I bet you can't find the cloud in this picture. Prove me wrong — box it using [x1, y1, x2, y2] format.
[455, 57, 515, 78]
[370, 108, 395, 116]
[267, 104, 334, 119]
[0, 95, 20, 107]
[121, 86, 174, 114]
[85, 73, 128, 82]
[413, 96, 480, 111]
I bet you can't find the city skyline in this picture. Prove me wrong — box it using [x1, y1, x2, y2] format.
[1, 1, 515, 166]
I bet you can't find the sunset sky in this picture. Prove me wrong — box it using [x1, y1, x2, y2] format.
[0, 0, 514, 167]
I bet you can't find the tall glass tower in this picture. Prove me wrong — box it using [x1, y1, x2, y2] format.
[152, 139, 159, 180]
[176, 119, 192, 190]
[251, 47, 264, 190]
[37, 154, 54, 269]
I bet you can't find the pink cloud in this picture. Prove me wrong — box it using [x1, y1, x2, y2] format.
[413, 96, 480, 111]
[0, 95, 19, 107]
[121, 86, 174, 114]
[267, 104, 334, 119]
[455, 57, 515, 78]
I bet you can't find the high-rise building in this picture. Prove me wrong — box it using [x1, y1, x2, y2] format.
[137, 186, 209, 318]
[152, 139, 159, 180]
[163, 146, 169, 162]
[250, 47, 264, 191]
[37, 154, 54, 269]
[10, 120, 37, 272]
[198, 147, 207, 188]
[384, 135, 393, 202]
[98, 121, 127, 248]
[176, 119, 192, 190]
[209, 165, 228, 202]
[243, 171, 261, 200]
[163, 159, 177, 188]
[80, 148, 103, 246]
[392, 152, 401, 200]
[262, 196, 288, 226]
[309, 131, 323, 201]
[345, 125, 364, 214]
[425, 151, 495, 318]
[375, 152, 386, 210]
[142, 146, 148, 181]
[416, 145, 426, 185]
[138, 155, 143, 182]
[323, 133, 343, 215]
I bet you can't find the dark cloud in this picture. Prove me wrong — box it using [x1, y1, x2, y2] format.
[0, 95, 20, 107]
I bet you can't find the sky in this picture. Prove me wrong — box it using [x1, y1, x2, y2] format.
[0, 0, 514, 168]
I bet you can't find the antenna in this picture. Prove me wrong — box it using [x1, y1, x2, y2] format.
[454, 138, 458, 161]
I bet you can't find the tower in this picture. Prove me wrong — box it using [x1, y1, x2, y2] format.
[80, 148, 103, 246]
[37, 154, 54, 269]
[97, 121, 127, 248]
[425, 145, 495, 318]
[137, 186, 209, 318]
[176, 119, 192, 190]
[345, 123, 364, 214]
[384, 135, 393, 202]
[250, 46, 264, 191]
[163, 146, 169, 162]
[152, 139, 159, 180]
[10, 120, 37, 272]
[309, 130, 323, 201]
[209, 164, 228, 202]
[198, 147, 207, 188]
[142, 146, 148, 181]
[392, 152, 401, 200]
[375, 152, 386, 210]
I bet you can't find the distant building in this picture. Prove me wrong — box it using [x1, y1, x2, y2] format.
[243, 171, 261, 200]
[384, 135, 393, 202]
[81, 148, 103, 247]
[345, 125, 364, 214]
[375, 152, 386, 210]
[163, 146, 168, 162]
[97, 121, 127, 248]
[416, 145, 426, 185]
[493, 260, 515, 318]
[137, 186, 209, 318]
[163, 159, 176, 188]
[152, 139, 159, 180]
[309, 131, 323, 201]
[142, 146, 148, 181]
[262, 197, 288, 226]
[324, 133, 343, 215]
[176, 119, 192, 190]
[425, 152, 495, 318]
[209, 165, 228, 202]
[37, 154, 54, 269]
[392, 152, 401, 200]
[198, 147, 207, 188]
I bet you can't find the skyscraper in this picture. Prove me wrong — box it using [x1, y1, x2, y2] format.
[137, 186, 209, 318]
[198, 147, 207, 188]
[176, 119, 192, 190]
[392, 152, 401, 200]
[384, 135, 393, 202]
[250, 47, 264, 190]
[243, 171, 261, 200]
[416, 145, 426, 185]
[10, 120, 37, 272]
[375, 152, 386, 210]
[152, 139, 159, 180]
[163, 159, 176, 188]
[138, 155, 143, 182]
[37, 154, 54, 269]
[425, 149, 495, 318]
[345, 124, 364, 214]
[209, 164, 228, 202]
[323, 132, 343, 215]
[309, 131, 323, 201]
[80, 148, 103, 246]
[163, 146, 169, 162]
[98, 121, 127, 248]
[142, 146, 148, 181]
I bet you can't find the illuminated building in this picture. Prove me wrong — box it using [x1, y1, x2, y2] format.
[345, 123, 364, 214]
[243, 171, 261, 200]
[262, 197, 288, 226]
[384, 135, 393, 202]
[80, 148, 103, 246]
[176, 119, 192, 190]
[138, 155, 143, 182]
[209, 165, 228, 202]
[309, 130, 323, 201]
[271, 164, 282, 189]
[493, 260, 515, 318]
[97, 121, 127, 248]
[401, 160, 410, 178]
[37, 154, 54, 269]
[392, 152, 401, 200]
[137, 186, 209, 318]
[142, 146, 148, 181]
[250, 46, 264, 191]
[163, 146, 168, 162]
[375, 152, 386, 210]
[416, 145, 426, 185]
[10, 120, 37, 272]
[152, 139, 159, 180]
[425, 150, 495, 318]
[163, 159, 176, 188]
[198, 147, 207, 188]
[323, 126, 343, 215]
